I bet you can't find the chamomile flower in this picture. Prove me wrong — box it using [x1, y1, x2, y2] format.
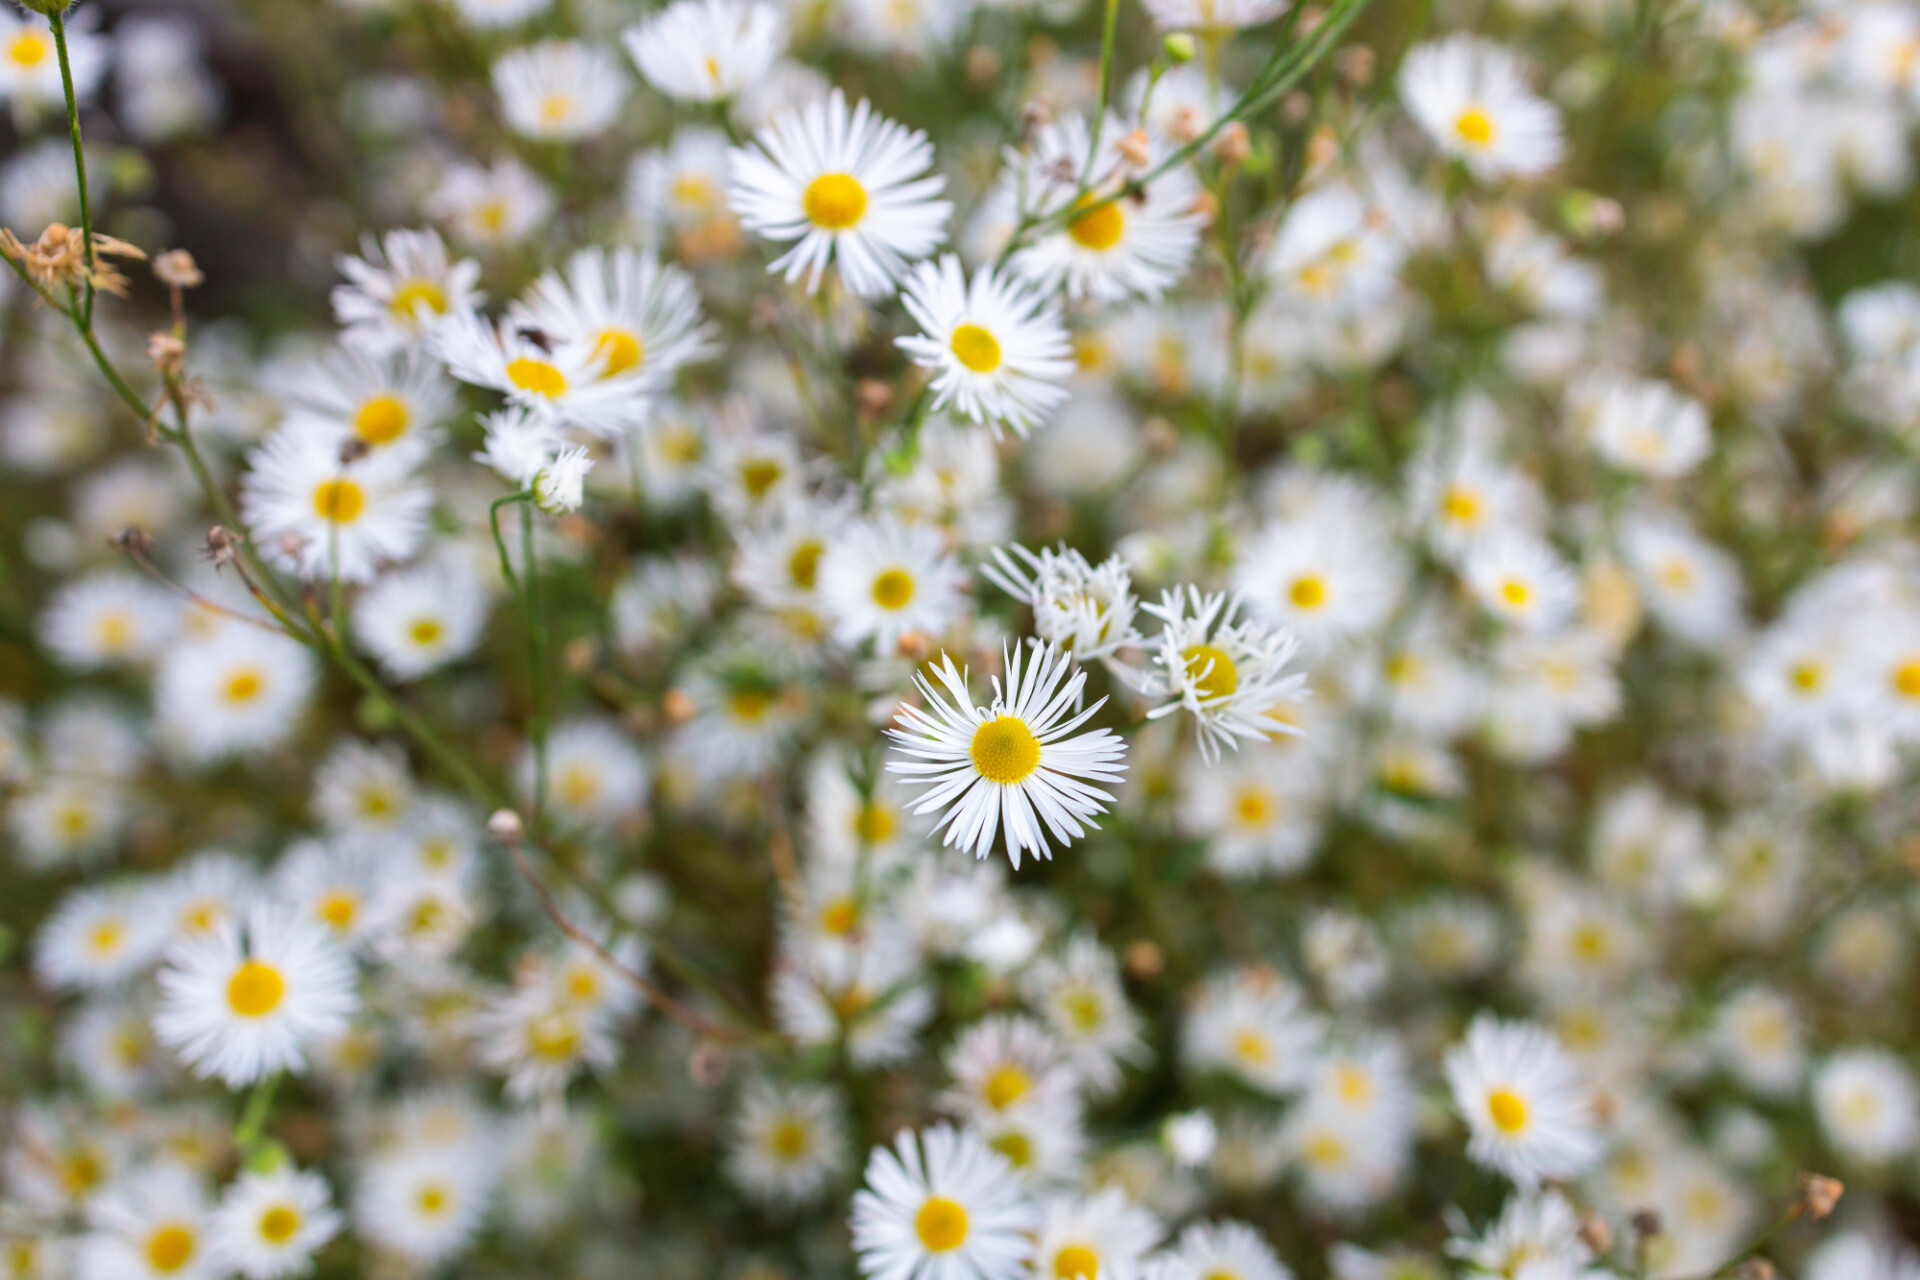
[493, 40, 628, 142]
[624, 0, 785, 103]
[155, 628, 318, 763]
[1814, 1048, 1919, 1164]
[273, 344, 454, 464]
[428, 157, 555, 249]
[78, 1165, 217, 1280]
[1398, 37, 1564, 180]
[1463, 533, 1579, 634]
[0, 11, 106, 115]
[1233, 519, 1403, 655]
[274, 839, 387, 946]
[511, 246, 714, 397]
[34, 884, 168, 991]
[433, 309, 653, 436]
[728, 89, 951, 297]
[520, 716, 650, 830]
[208, 1167, 342, 1280]
[818, 518, 966, 653]
[332, 228, 482, 356]
[1031, 1188, 1164, 1280]
[1134, 588, 1308, 764]
[354, 1144, 494, 1268]
[850, 1125, 1037, 1280]
[240, 425, 431, 582]
[471, 983, 618, 1103]
[1183, 968, 1327, 1096]
[941, 1015, 1077, 1122]
[1178, 745, 1321, 877]
[983, 544, 1142, 661]
[1444, 1016, 1601, 1186]
[1021, 933, 1150, 1096]
[352, 560, 492, 682]
[725, 1079, 849, 1207]
[153, 906, 360, 1086]
[38, 571, 178, 669]
[887, 642, 1128, 868]
[1581, 376, 1713, 477]
[897, 256, 1073, 437]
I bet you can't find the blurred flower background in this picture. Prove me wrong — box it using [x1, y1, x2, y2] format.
[0, 0, 1918, 1276]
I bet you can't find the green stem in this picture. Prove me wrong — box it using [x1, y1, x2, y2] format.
[520, 500, 550, 831]
[47, 6, 96, 329]
[1083, 0, 1125, 181]
[232, 1075, 280, 1151]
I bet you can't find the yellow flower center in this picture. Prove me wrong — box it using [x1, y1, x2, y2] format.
[145, 1225, 196, 1274]
[950, 323, 1003, 373]
[389, 279, 448, 319]
[8, 32, 48, 67]
[410, 618, 444, 646]
[740, 458, 784, 498]
[1067, 197, 1125, 251]
[526, 1012, 580, 1061]
[1233, 1029, 1272, 1064]
[506, 357, 568, 398]
[312, 477, 366, 524]
[556, 764, 600, 808]
[317, 891, 358, 931]
[804, 172, 868, 230]
[1487, 1088, 1529, 1134]
[1305, 1133, 1349, 1168]
[1288, 574, 1328, 610]
[854, 801, 895, 844]
[88, 921, 123, 956]
[1335, 1064, 1373, 1103]
[1453, 106, 1496, 147]
[224, 667, 265, 704]
[984, 1065, 1031, 1110]
[871, 568, 916, 611]
[227, 960, 287, 1018]
[1789, 662, 1824, 692]
[538, 94, 575, 124]
[60, 805, 93, 839]
[768, 1119, 810, 1159]
[416, 1184, 450, 1216]
[788, 539, 824, 589]
[1064, 990, 1103, 1030]
[1056, 1245, 1101, 1280]
[593, 328, 644, 377]
[97, 610, 132, 652]
[354, 394, 410, 445]
[820, 896, 861, 936]
[1233, 787, 1273, 827]
[1499, 578, 1531, 607]
[970, 715, 1041, 785]
[915, 1197, 970, 1252]
[988, 1129, 1032, 1167]
[1893, 660, 1920, 699]
[258, 1205, 301, 1244]
[1441, 486, 1481, 523]
[1181, 644, 1239, 699]
[729, 687, 777, 723]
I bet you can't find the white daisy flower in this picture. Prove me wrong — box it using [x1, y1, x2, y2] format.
[897, 256, 1074, 437]
[208, 1166, 342, 1280]
[239, 424, 432, 583]
[518, 716, 650, 831]
[886, 642, 1128, 868]
[511, 245, 714, 396]
[153, 905, 360, 1086]
[1031, 1187, 1163, 1280]
[1398, 36, 1564, 180]
[1133, 587, 1308, 764]
[0, 10, 106, 114]
[941, 1014, 1077, 1122]
[1444, 1015, 1601, 1186]
[274, 838, 389, 946]
[155, 628, 319, 764]
[492, 40, 628, 142]
[1020, 933, 1150, 1096]
[1808, 1234, 1920, 1280]
[332, 228, 483, 356]
[1814, 1048, 1920, 1164]
[627, 125, 738, 244]
[351, 560, 492, 682]
[818, 518, 966, 653]
[1140, 0, 1285, 32]
[1183, 967, 1327, 1096]
[624, 0, 785, 102]
[433, 308, 652, 437]
[38, 570, 179, 670]
[1462, 533, 1579, 634]
[1232, 518, 1403, 655]
[849, 1125, 1038, 1280]
[272, 343, 454, 464]
[354, 1144, 495, 1268]
[728, 89, 951, 297]
[470, 982, 618, 1103]
[34, 883, 169, 991]
[449, 0, 551, 29]
[78, 1165, 217, 1280]
[983, 543, 1142, 662]
[428, 156, 556, 249]
[1580, 375, 1712, 477]
[724, 1079, 850, 1207]
[1168, 1220, 1292, 1280]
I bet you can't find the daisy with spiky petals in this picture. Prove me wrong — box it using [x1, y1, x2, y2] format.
[208, 1165, 342, 1280]
[983, 544, 1142, 662]
[492, 40, 628, 142]
[850, 1125, 1037, 1280]
[896, 255, 1074, 437]
[728, 89, 951, 297]
[510, 245, 715, 396]
[273, 344, 455, 465]
[1132, 587, 1308, 763]
[624, 0, 785, 103]
[432, 308, 650, 437]
[1444, 1015, 1601, 1187]
[152, 905, 359, 1086]
[1397, 36, 1564, 181]
[332, 228, 483, 356]
[818, 518, 967, 654]
[239, 426, 431, 583]
[1008, 113, 1206, 303]
[887, 642, 1127, 868]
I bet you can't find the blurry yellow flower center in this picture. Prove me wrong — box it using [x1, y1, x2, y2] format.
[988, 1130, 1032, 1167]
[871, 568, 916, 610]
[740, 458, 783, 497]
[1305, 1133, 1348, 1167]
[474, 201, 507, 233]
[224, 667, 265, 704]
[389, 279, 447, 318]
[768, 1119, 810, 1158]
[1233, 787, 1272, 827]
[1055, 1245, 1101, 1280]
[788, 539, 824, 589]
[593, 328, 644, 376]
[416, 1184, 450, 1216]
[1288, 574, 1328, 610]
[8, 33, 48, 67]
[227, 960, 287, 1018]
[62, 1149, 103, 1193]
[671, 173, 719, 211]
[855, 801, 895, 844]
[556, 764, 601, 808]
[984, 1064, 1031, 1109]
[259, 1205, 301, 1244]
[703, 55, 722, 81]
[1233, 1029, 1271, 1064]
[1182, 644, 1239, 699]
[1064, 990, 1103, 1029]
[804, 173, 868, 230]
[410, 618, 443, 646]
[317, 891, 358, 930]
[1441, 486, 1481, 523]
[88, 921, 123, 956]
[526, 1012, 580, 1061]
[1789, 662, 1823, 692]
[950, 323, 1003, 373]
[1893, 661, 1920, 699]
[1335, 1064, 1373, 1103]
[661, 425, 704, 464]
[354, 394, 410, 445]
[539, 94, 575, 124]
[507, 357, 568, 398]
[1067, 196, 1125, 251]
[60, 804, 93, 838]
[916, 1196, 969, 1252]
[312, 478, 366, 524]
[97, 611, 131, 652]
[971, 715, 1041, 784]
[1487, 1088, 1529, 1133]
[1454, 106, 1496, 147]
[729, 687, 776, 722]
[820, 896, 861, 936]
[145, 1225, 196, 1274]
[1499, 578, 1531, 607]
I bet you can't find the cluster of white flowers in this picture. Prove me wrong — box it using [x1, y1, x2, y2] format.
[2, 0, 1920, 1276]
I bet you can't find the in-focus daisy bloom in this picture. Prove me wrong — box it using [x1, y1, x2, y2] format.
[511, 245, 714, 397]
[240, 425, 431, 582]
[886, 642, 1127, 868]
[153, 906, 360, 1086]
[983, 544, 1142, 661]
[332, 229, 483, 356]
[493, 40, 628, 142]
[849, 1125, 1037, 1280]
[817, 518, 966, 653]
[1134, 587, 1309, 763]
[624, 0, 785, 102]
[1444, 1015, 1601, 1186]
[897, 256, 1074, 437]
[728, 89, 951, 297]
[208, 1166, 342, 1280]
[1398, 36, 1564, 180]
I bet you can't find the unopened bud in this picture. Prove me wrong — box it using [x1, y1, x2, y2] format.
[688, 1041, 729, 1086]
[1162, 32, 1196, 63]
[1116, 128, 1152, 170]
[1795, 1173, 1843, 1220]
[205, 525, 240, 566]
[487, 809, 525, 843]
[147, 332, 185, 376]
[1124, 939, 1163, 981]
[113, 525, 153, 556]
[1577, 1213, 1614, 1256]
[1212, 121, 1251, 166]
[856, 378, 894, 416]
[662, 688, 697, 723]
[153, 249, 204, 289]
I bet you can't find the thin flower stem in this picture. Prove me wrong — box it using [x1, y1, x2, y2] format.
[519, 500, 550, 831]
[47, 6, 96, 329]
[232, 1075, 280, 1151]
